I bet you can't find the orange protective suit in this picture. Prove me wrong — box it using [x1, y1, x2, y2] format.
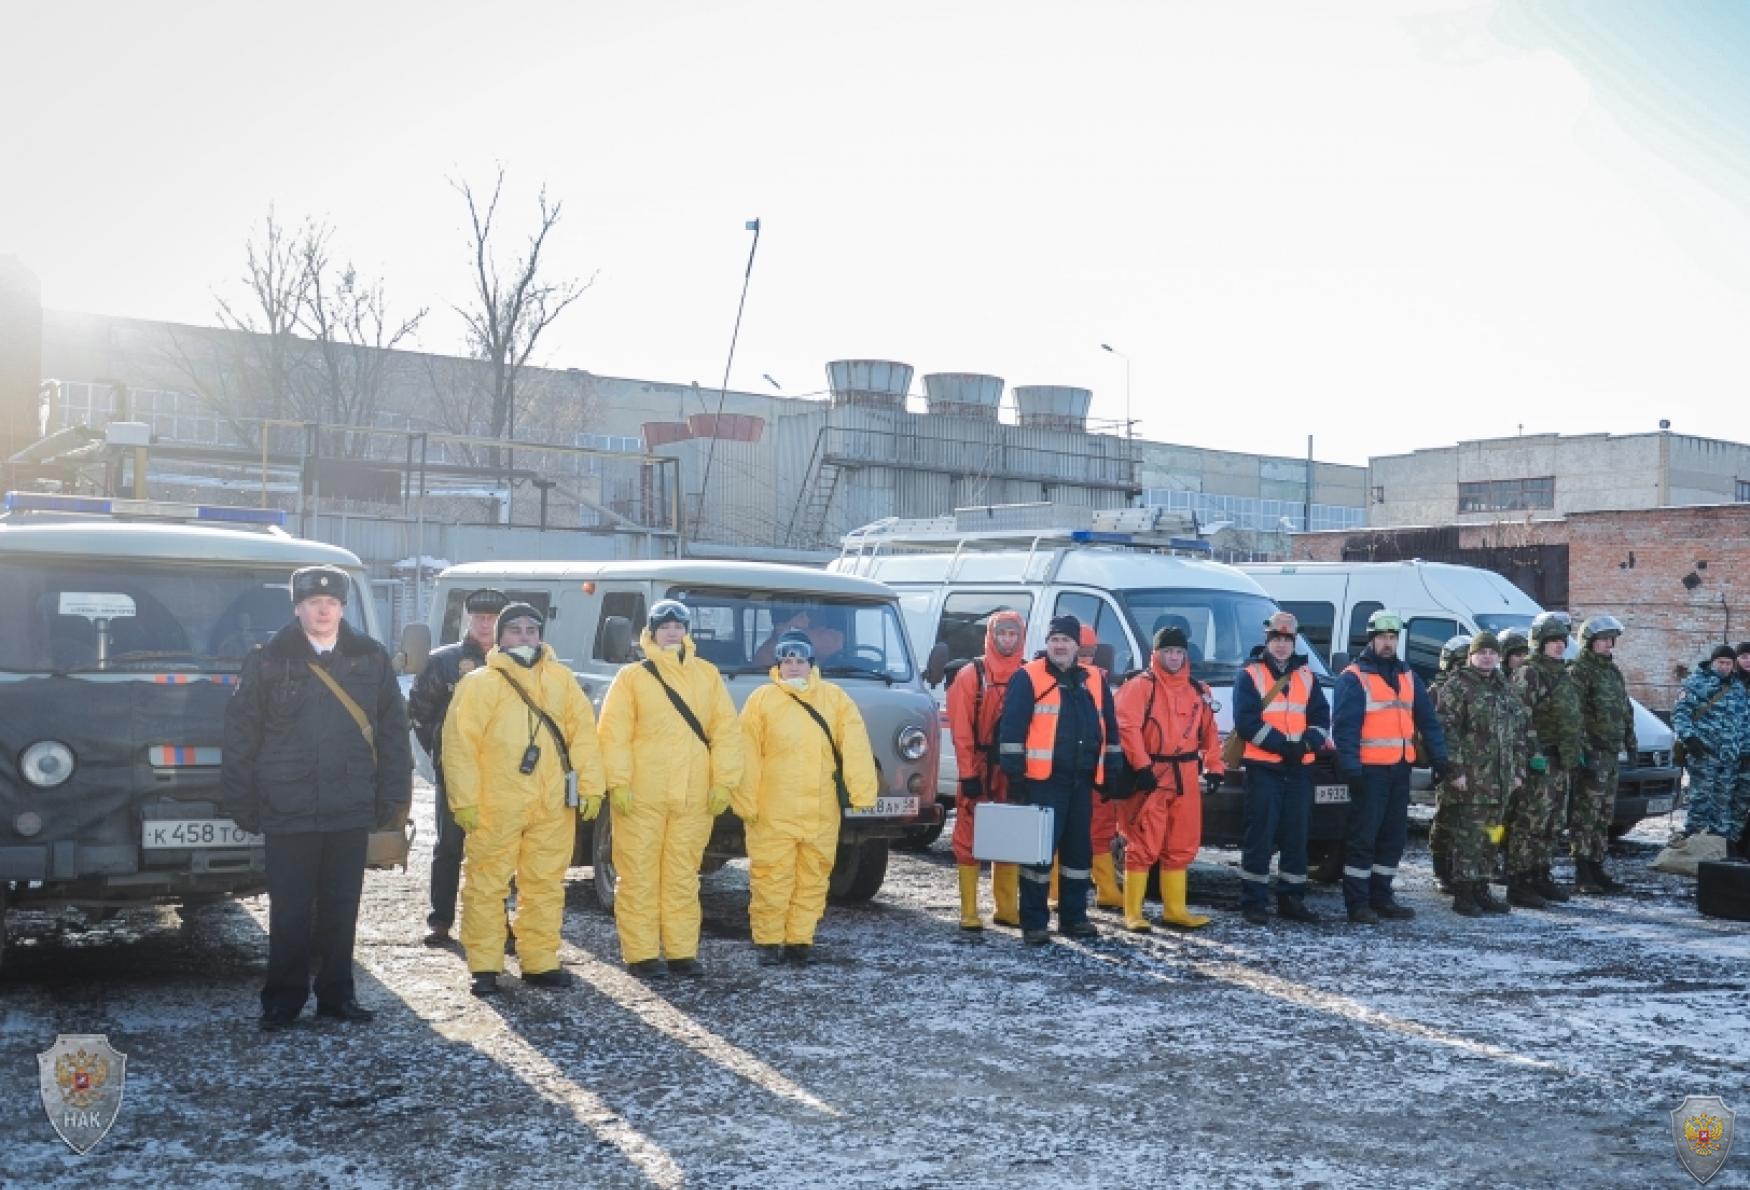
[1115, 657, 1223, 873]
[946, 610, 1025, 927]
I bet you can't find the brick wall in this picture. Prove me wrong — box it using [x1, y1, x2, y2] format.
[1291, 506, 1750, 715]
[1566, 505, 1750, 716]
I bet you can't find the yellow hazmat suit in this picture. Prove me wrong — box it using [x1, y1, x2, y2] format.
[738, 668, 878, 945]
[442, 645, 605, 976]
[597, 631, 743, 964]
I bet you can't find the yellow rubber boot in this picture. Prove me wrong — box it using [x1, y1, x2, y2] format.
[1048, 859, 1060, 911]
[1091, 852, 1123, 910]
[991, 863, 1020, 926]
[957, 864, 984, 931]
[1122, 869, 1153, 933]
[1159, 868, 1210, 929]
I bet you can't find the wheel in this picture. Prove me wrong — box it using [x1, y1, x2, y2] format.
[1697, 859, 1750, 921]
[0, 885, 7, 972]
[1307, 840, 1344, 885]
[1607, 823, 1631, 840]
[892, 819, 945, 852]
[592, 805, 618, 914]
[828, 839, 889, 903]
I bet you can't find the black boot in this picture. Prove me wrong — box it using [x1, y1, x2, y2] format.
[1473, 883, 1510, 915]
[470, 972, 502, 998]
[1533, 866, 1571, 903]
[1451, 883, 1482, 918]
[522, 968, 576, 990]
[1277, 897, 1321, 924]
[756, 945, 785, 966]
[1506, 874, 1547, 910]
[1575, 858, 1624, 895]
[1431, 850, 1453, 895]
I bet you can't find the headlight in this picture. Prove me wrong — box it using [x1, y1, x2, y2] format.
[897, 725, 929, 762]
[21, 740, 76, 788]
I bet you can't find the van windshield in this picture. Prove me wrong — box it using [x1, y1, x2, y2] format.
[1117, 588, 1286, 686]
[662, 586, 914, 682]
[1474, 613, 1534, 633]
[0, 558, 364, 674]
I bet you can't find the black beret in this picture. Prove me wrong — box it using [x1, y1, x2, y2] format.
[1710, 644, 1737, 663]
[1047, 614, 1082, 642]
[1153, 625, 1189, 650]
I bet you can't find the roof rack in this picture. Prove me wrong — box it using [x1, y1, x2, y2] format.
[2, 491, 289, 532]
[837, 503, 1210, 583]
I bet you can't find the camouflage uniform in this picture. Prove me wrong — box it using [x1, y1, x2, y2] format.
[1671, 665, 1748, 838]
[1569, 648, 1635, 864]
[1437, 664, 1530, 884]
[1512, 649, 1582, 879]
[1425, 637, 1471, 884]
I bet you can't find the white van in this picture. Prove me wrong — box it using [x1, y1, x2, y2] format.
[415, 559, 941, 907]
[0, 492, 382, 966]
[1238, 559, 1680, 835]
[829, 516, 1352, 853]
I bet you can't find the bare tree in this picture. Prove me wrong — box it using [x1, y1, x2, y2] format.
[451, 166, 591, 451]
[299, 231, 427, 455]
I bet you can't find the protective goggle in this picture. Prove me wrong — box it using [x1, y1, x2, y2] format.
[774, 639, 815, 663]
[1264, 612, 1299, 638]
[649, 600, 691, 629]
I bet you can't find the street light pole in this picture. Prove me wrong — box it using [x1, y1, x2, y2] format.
[1099, 343, 1131, 439]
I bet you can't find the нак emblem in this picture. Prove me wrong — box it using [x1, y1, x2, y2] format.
[1672, 1095, 1736, 1185]
[38, 1033, 128, 1154]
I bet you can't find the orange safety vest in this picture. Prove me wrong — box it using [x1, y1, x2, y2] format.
[1020, 659, 1109, 784]
[1343, 663, 1416, 765]
[1242, 664, 1315, 765]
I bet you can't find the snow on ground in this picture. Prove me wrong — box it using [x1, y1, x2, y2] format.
[1, 785, 1745, 1188]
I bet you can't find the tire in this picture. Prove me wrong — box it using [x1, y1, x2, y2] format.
[893, 820, 945, 852]
[0, 885, 7, 973]
[592, 805, 618, 914]
[829, 839, 889, 904]
[1307, 840, 1344, 885]
[1696, 859, 1750, 922]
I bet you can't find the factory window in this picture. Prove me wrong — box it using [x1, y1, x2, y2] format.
[1457, 477, 1554, 513]
[1736, 480, 1750, 504]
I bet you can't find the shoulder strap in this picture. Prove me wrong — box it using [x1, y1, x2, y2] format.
[1259, 667, 1293, 710]
[308, 662, 375, 763]
[641, 660, 711, 747]
[784, 691, 845, 774]
[496, 669, 575, 773]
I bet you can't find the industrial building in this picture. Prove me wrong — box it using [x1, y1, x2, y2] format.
[1366, 430, 1750, 527]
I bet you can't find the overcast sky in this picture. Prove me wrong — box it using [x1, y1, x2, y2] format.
[6, 1, 1748, 465]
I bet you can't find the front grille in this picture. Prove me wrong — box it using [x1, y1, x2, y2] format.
[1636, 749, 1672, 770]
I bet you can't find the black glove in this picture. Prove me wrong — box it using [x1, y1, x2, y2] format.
[959, 776, 984, 801]
[1428, 760, 1447, 784]
[1202, 772, 1222, 795]
[1682, 735, 1709, 759]
[1277, 739, 1306, 765]
[1132, 767, 1158, 794]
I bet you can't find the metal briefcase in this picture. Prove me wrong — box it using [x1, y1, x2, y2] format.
[972, 802, 1056, 866]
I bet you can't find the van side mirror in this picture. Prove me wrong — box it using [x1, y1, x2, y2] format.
[395, 622, 431, 676]
[601, 616, 635, 664]
[1329, 650, 1350, 671]
[1093, 642, 1117, 674]
[924, 641, 950, 688]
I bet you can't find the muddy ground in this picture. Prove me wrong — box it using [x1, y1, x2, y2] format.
[2, 785, 1746, 1188]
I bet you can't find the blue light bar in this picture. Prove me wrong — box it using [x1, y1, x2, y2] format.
[4, 492, 286, 527]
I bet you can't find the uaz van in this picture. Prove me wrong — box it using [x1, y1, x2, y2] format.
[0, 492, 382, 967]
[1238, 559, 1681, 836]
[413, 559, 940, 907]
